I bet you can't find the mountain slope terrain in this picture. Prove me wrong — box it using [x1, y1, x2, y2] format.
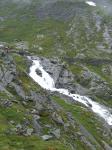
[0, 0, 112, 150]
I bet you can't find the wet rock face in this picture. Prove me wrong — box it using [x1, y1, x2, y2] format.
[36, 69, 42, 77]
[39, 57, 62, 84]
[33, 56, 75, 90]
[33, 56, 112, 102]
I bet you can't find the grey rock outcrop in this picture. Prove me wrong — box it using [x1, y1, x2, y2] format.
[51, 128, 60, 139]
[0, 55, 16, 91]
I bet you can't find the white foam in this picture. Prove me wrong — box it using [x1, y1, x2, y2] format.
[29, 58, 112, 125]
[86, 1, 96, 6]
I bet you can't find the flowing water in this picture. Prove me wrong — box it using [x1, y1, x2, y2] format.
[28, 57, 112, 125]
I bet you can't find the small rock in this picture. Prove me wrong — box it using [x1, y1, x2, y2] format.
[2, 100, 12, 107]
[11, 128, 17, 132]
[22, 101, 27, 106]
[52, 112, 64, 125]
[16, 124, 22, 129]
[45, 124, 51, 128]
[31, 109, 38, 114]
[76, 132, 82, 136]
[25, 128, 34, 136]
[64, 123, 70, 128]
[75, 53, 86, 59]
[10, 120, 15, 125]
[36, 69, 42, 77]
[32, 116, 42, 135]
[33, 115, 40, 120]
[102, 141, 112, 150]
[41, 135, 53, 141]
[51, 129, 60, 139]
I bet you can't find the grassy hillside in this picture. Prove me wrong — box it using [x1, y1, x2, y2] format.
[0, 0, 112, 149]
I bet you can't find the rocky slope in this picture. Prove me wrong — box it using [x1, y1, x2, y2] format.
[0, 0, 112, 150]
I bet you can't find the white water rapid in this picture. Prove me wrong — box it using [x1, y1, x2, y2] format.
[28, 57, 112, 126]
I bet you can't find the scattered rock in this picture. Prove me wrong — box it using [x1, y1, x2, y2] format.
[45, 124, 52, 128]
[41, 135, 53, 141]
[102, 141, 112, 150]
[16, 124, 22, 129]
[52, 112, 64, 125]
[32, 115, 42, 135]
[10, 83, 26, 99]
[2, 100, 13, 107]
[10, 120, 15, 125]
[33, 115, 40, 120]
[25, 128, 34, 136]
[15, 41, 29, 50]
[51, 129, 60, 139]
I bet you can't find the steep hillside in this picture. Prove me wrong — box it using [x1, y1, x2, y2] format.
[0, 0, 112, 150]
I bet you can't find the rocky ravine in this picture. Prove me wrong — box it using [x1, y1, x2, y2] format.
[28, 56, 112, 125]
[0, 0, 112, 149]
[0, 50, 112, 149]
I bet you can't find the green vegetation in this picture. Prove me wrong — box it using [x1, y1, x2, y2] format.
[52, 96, 111, 146]
[0, 135, 69, 150]
[0, 0, 112, 149]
